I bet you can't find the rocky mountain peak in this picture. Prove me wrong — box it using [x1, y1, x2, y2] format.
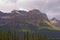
[28, 9, 41, 14]
[0, 9, 50, 26]
[51, 17, 57, 21]
[11, 10, 27, 14]
[23, 9, 49, 26]
[50, 17, 58, 24]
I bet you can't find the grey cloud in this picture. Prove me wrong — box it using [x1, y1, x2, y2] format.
[0, 0, 60, 19]
[7, 0, 17, 3]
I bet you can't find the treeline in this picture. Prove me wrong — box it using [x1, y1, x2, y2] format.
[0, 29, 59, 40]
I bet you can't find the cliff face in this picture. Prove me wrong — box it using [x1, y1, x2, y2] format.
[0, 9, 49, 26]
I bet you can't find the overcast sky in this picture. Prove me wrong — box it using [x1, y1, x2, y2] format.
[0, 0, 60, 19]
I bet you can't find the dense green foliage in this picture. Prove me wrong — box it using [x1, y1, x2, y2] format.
[0, 28, 60, 40]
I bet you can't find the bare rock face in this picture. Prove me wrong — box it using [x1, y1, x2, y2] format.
[0, 9, 49, 26]
[24, 9, 49, 26]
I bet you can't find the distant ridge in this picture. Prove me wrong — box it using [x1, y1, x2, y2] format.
[50, 17, 60, 28]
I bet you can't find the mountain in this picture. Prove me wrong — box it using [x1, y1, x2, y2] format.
[0, 9, 59, 30]
[50, 17, 60, 28]
[0, 9, 60, 39]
